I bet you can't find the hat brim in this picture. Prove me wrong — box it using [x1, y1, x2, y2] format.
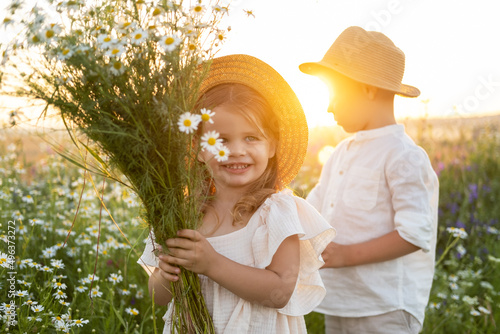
[200, 54, 308, 189]
[299, 61, 420, 98]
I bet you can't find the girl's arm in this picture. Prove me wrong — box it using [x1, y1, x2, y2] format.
[163, 229, 300, 308]
[148, 260, 174, 306]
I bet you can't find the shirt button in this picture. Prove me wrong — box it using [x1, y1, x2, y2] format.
[330, 203, 334, 208]
[339, 171, 344, 175]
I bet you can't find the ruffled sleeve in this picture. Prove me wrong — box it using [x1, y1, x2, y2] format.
[137, 231, 160, 269]
[252, 191, 336, 316]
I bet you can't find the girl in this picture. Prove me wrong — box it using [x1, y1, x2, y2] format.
[138, 54, 335, 333]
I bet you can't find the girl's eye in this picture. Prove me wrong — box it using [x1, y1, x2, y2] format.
[246, 136, 258, 141]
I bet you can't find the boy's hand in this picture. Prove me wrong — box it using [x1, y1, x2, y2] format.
[321, 242, 347, 268]
[164, 229, 218, 276]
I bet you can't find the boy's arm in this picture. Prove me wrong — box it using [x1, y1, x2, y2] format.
[321, 230, 419, 268]
[322, 146, 438, 269]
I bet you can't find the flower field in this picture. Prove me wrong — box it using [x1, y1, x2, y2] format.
[1, 114, 500, 333]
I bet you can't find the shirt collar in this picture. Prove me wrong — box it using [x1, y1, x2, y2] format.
[352, 124, 405, 142]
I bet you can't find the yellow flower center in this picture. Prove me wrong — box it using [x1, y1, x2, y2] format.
[207, 138, 216, 146]
[165, 37, 175, 45]
[45, 30, 55, 38]
[76, 320, 82, 324]
[31, 35, 40, 43]
[194, 6, 202, 12]
[218, 34, 224, 41]
[153, 8, 161, 16]
[201, 114, 210, 121]
[62, 48, 70, 55]
[183, 119, 191, 127]
[134, 33, 143, 40]
[113, 61, 122, 70]
[132, 310, 138, 315]
[111, 48, 120, 55]
[104, 37, 111, 42]
[189, 44, 196, 50]
[218, 151, 226, 157]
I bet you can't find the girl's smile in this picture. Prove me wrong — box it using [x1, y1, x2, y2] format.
[200, 105, 276, 193]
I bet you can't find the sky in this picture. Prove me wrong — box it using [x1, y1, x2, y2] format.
[219, 0, 500, 127]
[1, 0, 500, 129]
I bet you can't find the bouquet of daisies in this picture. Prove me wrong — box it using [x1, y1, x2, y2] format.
[1, 0, 234, 332]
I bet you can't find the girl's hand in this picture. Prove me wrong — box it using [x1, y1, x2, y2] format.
[164, 229, 218, 276]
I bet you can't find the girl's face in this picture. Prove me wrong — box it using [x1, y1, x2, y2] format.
[199, 105, 276, 193]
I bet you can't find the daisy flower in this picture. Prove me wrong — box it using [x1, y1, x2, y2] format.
[470, 309, 480, 316]
[59, 300, 70, 306]
[125, 307, 139, 316]
[16, 290, 29, 298]
[130, 29, 148, 45]
[151, 6, 165, 17]
[73, 318, 89, 327]
[22, 194, 34, 203]
[215, 145, 230, 162]
[119, 289, 131, 295]
[53, 290, 67, 300]
[90, 287, 103, 298]
[42, 246, 57, 258]
[58, 47, 74, 60]
[108, 273, 123, 284]
[97, 34, 116, 48]
[159, 35, 181, 52]
[51, 259, 65, 269]
[18, 280, 32, 287]
[75, 285, 88, 293]
[40, 265, 53, 273]
[213, 5, 228, 13]
[183, 25, 198, 37]
[200, 108, 215, 123]
[52, 281, 67, 290]
[116, 20, 136, 33]
[216, 31, 224, 42]
[31, 305, 44, 312]
[105, 44, 126, 58]
[201, 131, 222, 153]
[191, 4, 205, 16]
[478, 306, 491, 314]
[135, 290, 144, 299]
[109, 59, 126, 76]
[23, 300, 37, 306]
[41, 23, 61, 42]
[0, 253, 11, 268]
[177, 112, 201, 134]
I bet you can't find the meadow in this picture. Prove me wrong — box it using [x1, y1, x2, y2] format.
[1, 114, 499, 333]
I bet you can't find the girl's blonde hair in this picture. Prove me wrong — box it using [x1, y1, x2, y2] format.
[196, 83, 280, 227]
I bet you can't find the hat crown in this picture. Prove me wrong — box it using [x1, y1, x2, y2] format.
[323, 26, 405, 91]
[300, 26, 420, 97]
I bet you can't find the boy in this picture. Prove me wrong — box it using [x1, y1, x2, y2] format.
[300, 26, 439, 333]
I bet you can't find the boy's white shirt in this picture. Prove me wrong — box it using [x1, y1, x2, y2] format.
[307, 124, 439, 325]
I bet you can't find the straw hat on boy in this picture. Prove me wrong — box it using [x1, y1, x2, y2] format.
[300, 26, 420, 98]
[199, 54, 308, 189]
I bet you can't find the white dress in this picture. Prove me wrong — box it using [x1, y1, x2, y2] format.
[138, 191, 336, 333]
